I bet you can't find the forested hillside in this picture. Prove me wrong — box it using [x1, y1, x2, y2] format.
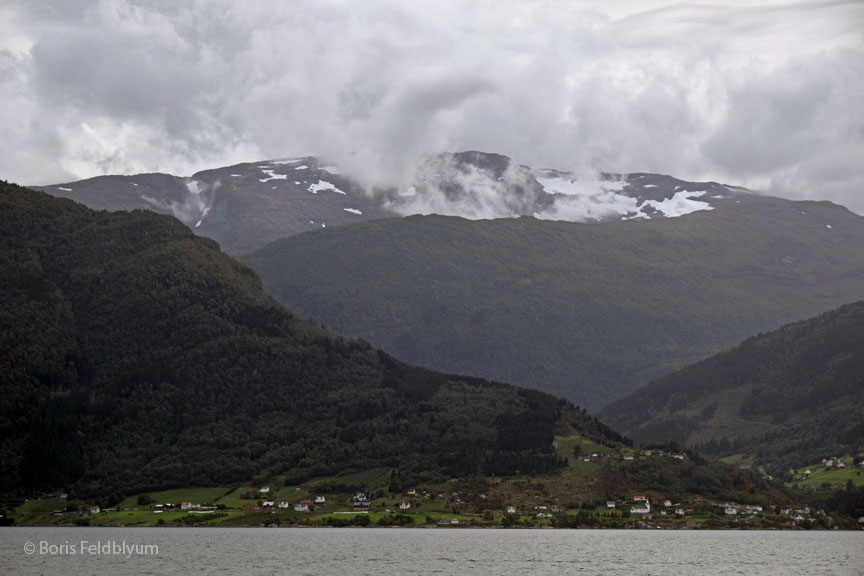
[244, 196, 864, 410]
[599, 301, 864, 475]
[0, 182, 589, 499]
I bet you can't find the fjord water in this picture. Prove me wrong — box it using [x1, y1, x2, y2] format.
[2, 528, 862, 575]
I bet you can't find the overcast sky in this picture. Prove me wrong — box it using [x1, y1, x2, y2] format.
[1, 0, 862, 212]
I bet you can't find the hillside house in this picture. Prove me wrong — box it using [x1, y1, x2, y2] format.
[723, 503, 740, 515]
[606, 501, 616, 509]
[180, 501, 192, 511]
[87, 506, 100, 515]
[262, 502, 274, 509]
[506, 506, 516, 514]
[633, 496, 648, 503]
[631, 503, 651, 515]
[438, 518, 465, 525]
[258, 487, 270, 494]
[664, 500, 673, 508]
[315, 496, 326, 504]
[399, 502, 411, 510]
[294, 503, 309, 512]
[354, 501, 371, 511]
[278, 502, 290, 509]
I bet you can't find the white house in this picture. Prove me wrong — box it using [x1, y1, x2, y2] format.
[663, 500, 673, 508]
[633, 495, 648, 503]
[606, 501, 616, 509]
[315, 496, 326, 504]
[262, 502, 274, 509]
[294, 503, 309, 512]
[630, 503, 651, 515]
[278, 501, 290, 509]
[258, 487, 270, 494]
[506, 506, 516, 514]
[399, 502, 411, 510]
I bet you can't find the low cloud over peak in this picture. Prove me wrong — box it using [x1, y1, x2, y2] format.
[1, 0, 862, 213]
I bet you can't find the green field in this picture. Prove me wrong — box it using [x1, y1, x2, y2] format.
[787, 458, 864, 490]
[116, 487, 233, 509]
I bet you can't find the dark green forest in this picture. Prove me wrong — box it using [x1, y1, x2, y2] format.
[600, 301, 864, 475]
[1, 182, 599, 500]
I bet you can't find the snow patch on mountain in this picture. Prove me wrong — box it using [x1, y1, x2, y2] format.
[142, 179, 219, 228]
[640, 190, 713, 217]
[308, 180, 346, 195]
[259, 169, 288, 183]
[195, 206, 211, 228]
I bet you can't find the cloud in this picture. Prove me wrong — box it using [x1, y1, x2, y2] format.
[1, 0, 862, 213]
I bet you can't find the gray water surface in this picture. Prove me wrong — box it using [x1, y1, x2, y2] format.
[2, 527, 862, 575]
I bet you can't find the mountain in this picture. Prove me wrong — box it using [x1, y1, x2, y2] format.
[35, 151, 742, 255]
[598, 301, 864, 475]
[0, 182, 814, 525]
[33, 157, 396, 256]
[0, 181, 585, 499]
[243, 194, 864, 411]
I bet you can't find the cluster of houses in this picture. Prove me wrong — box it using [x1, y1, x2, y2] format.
[721, 502, 763, 516]
[777, 505, 818, 524]
[578, 450, 688, 464]
[239, 488, 328, 512]
[821, 457, 847, 471]
[534, 505, 564, 519]
[791, 457, 852, 482]
[598, 496, 771, 520]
